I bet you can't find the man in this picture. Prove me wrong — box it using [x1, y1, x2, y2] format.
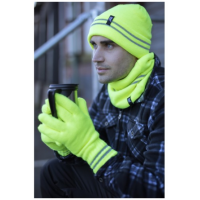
[38, 4, 164, 198]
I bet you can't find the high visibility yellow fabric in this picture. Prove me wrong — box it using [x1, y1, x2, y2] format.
[88, 4, 153, 58]
[41, 99, 71, 156]
[38, 95, 117, 174]
[108, 53, 155, 109]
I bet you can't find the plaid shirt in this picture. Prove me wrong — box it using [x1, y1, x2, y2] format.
[55, 54, 164, 198]
[89, 54, 164, 198]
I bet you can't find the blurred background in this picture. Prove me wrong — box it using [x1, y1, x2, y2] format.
[34, 2, 164, 198]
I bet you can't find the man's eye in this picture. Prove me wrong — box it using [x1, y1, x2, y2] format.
[106, 44, 113, 49]
[92, 43, 97, 49]
[90, 42, 97, 49]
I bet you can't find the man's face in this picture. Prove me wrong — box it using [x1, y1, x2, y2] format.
[90, 36, 138, 84]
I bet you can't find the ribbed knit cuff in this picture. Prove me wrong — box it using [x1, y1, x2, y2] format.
[82, 138, 117, 174]
[91, 145, 117, 174]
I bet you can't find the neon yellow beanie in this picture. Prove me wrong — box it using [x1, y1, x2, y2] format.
[87, 4, 153, 58]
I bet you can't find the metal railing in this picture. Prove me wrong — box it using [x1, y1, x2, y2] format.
[34, 9, 99, 61]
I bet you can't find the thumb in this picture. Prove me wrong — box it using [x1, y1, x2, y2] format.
[42, 99, 51, 114]
[42, 104, 51, 114]
[78, 98, 89, 116]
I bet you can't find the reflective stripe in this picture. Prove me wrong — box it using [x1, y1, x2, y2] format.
[92, 148, 112, 171]
[136, 75, 145, 78]
[94, 19, 151, 46]
[90, 145, 108, 167]
[131, 80, 140, 85]
[131, 75, 145, 85]
[91, 23, 150, 51]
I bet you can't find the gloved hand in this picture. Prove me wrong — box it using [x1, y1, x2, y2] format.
[40, 99, 70, 157]
[38, 94, 117, 173]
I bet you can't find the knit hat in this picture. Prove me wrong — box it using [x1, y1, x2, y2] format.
[87, 4, 153, 58]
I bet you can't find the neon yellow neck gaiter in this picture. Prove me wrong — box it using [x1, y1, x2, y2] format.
[108, 52, 155, 109]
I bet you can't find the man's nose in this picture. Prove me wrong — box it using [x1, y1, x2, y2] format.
[92, 48, 104, 63]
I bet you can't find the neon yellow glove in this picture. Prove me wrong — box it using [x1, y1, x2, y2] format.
[38, 94, 117, 173]
[40, 99, 70, 157]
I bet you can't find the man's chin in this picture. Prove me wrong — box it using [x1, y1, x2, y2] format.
[97, 74, 123, 84]
[98, 76, 109, 84]
[98, 80, 108, 84]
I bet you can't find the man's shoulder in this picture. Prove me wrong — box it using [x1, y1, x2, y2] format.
[151, 66, 164, 85]
[141, 56, 164, 102]
[148, 55, 164, 91]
